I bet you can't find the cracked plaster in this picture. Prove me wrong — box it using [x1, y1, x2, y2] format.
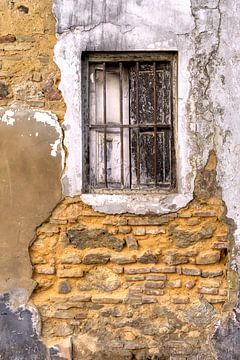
[53, 0, 240, 247]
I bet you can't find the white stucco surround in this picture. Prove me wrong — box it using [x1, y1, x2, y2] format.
[53, 0, 240, 247]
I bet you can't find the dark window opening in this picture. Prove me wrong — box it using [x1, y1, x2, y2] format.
[82, 52, 177, 192]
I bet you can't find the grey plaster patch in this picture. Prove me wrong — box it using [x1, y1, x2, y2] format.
[0, 293, 47, 360]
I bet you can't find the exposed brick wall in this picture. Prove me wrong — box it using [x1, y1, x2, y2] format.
[0, 0, 65, 120]
[30, 153, 235, 358]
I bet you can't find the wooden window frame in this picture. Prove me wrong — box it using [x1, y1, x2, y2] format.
[82, 51, 178, 194]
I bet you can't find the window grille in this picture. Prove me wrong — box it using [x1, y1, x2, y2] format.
[82, 52, 177, 192]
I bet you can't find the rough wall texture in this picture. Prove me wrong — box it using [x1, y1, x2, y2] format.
[30, 152, 235, 358]
[0, 0, 64, 358]
[0, 0, 240, 359]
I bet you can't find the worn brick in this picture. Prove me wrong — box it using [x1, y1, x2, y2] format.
[201, 269, 224, 278]
[112, 267, 124, 274]
[36, 265, 55, 275]
[163, 252, 188, 266]
[212, 242, 228, 249]
[144, 289, 164, 296]
[60, 254, 82, 264]
[57, 267, 84, 278]
[151, 266, 176, 273]
[111, 255, 136, 264]
[145, 274, 167, 281]
[0, 35, 16, 43]
[196, 250, 220, 265]
[126, 275, 145, 281]
[172, 297, 189, 304]
[92, 295, 124, 304]
[83, 253, 110, 264]
[128, 287, 143, 295]
[142, 296, 157, 304]
[145, 227, 165, 235]
[138, 252, 158, 264]
[198, 287, 218, 295]
[181, 267, 201, 276]
[132, 227, 146, 236]
[193, 210, 216, 217]
[145, 281, 165, 289]
[118, 226, 132, 234]
[125, 267, 151, 274]
[207, 298, 225, 304]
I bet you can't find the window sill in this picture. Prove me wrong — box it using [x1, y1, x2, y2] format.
[81, 192, 192, 215]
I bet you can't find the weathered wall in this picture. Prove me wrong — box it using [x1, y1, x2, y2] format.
[0, 0, 64, 358]
[1, 0, 240, 359]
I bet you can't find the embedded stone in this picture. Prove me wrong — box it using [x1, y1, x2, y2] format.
[172, 296, 189, 304]
[144, 289, 164, 296]
[118, 226, 132, 234]
[36, 265, 55, 275]
[58, 280, 71, 294]
[185, 281, 196, 289]
[126, 275, 145, 281]
[57, 268, 84, 278]
[138, 252, 158, 264]
[0, 82, 8, 98]
[0, 35, 16, 43]
[145, 274, 167, 281]
[171, 223, 217, 248]
[196, 250, 220, 265]
[111, 255, 136, 264]
[67, 228, 125, 251]
[168, 279, 182, 288]
[198, 287, 218, 295]
[132, 227, 146, 236]
[201, 269, 224, 278]
[181, 267, 201, 276]
[124, 267, 151, 274]
[163, 252, 188, 266]
[125, 235, 138, 250]
[145, 281, 165, 289]
[60, 253, 82, 264]
[91, 295, 124, 304]
[82, 253, 110, 264]
[150, 266, 176, 273]
[77, 268, 120, 291]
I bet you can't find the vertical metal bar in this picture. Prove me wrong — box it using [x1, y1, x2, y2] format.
[119, 62, 124, 187]
[103, 62, 108, 188]
[153, 61, 158, 185]
[136, 62, 140, 186]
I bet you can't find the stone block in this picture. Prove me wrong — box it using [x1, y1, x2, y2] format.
[91, 295, 124, 304]
[181, 267, 201, 276]
[0, 35, 16, 43]
[172, 223, 217, 248]
[126, 275, 145, 281]
[57, 268, 84, 278]
[82, 253, 110, 264]
[125, 267, 151, 274]
[142, 297, 157, 304]
[58, 280, 71, 294]
[144, 289, 164, 296]
[0, 82, 8, 98]
[201, 269, 223, 278]
[150, 266, 176, 273]
[145, 274, 167, 281]
[111, 255, 136, 264]
[163, 253, 188, 266]
[125, 235, 138, 250]
[77, 268, 120, 291]
[67, 228, 125, 251]
[118, 226, 132, 234]
[145, 281, 165, 289]
[36, 265, 55, 275]
[138, 252, 159, 264]
[196, 250, 220, 265]
[132, 227, 146, 236]
[172, 296, 189, 304]
[60, 254, 82, 264]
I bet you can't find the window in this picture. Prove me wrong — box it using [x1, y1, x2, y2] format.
[82, 52, 177, 193]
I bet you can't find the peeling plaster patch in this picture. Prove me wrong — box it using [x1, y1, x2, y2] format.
[33, 110, 64, 167]
[1, 109, 15, 126]
[51, 138, 61, 157]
